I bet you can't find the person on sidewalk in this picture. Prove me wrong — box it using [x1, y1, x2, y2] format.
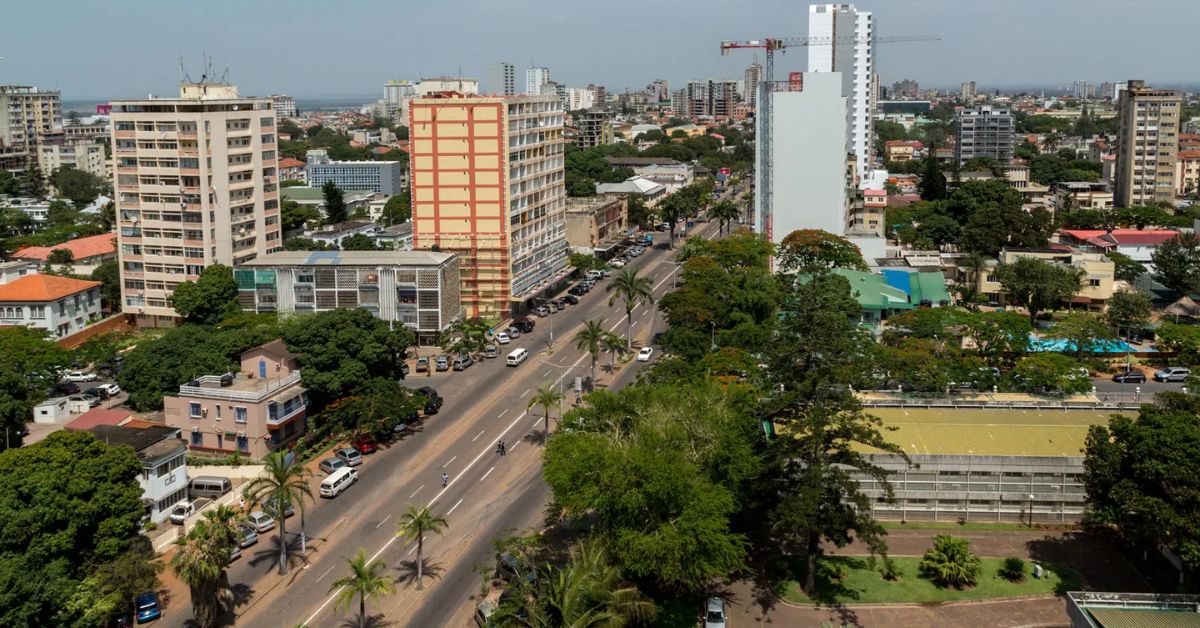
[496, 440, 507, 456]
[441, 472, 449, 488]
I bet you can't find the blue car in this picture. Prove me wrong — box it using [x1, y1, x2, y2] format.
[135, 592, 161, 623]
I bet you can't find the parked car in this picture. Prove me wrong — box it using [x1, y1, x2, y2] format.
[134, 592, 162, 624]
[55, 382, 81, 395]
[703, 597, 727, 628]
[506, 326, 521, 338]
[352, 436, 378, 455]
[610, 258, 626, 268]
[237, 522, 259, 548]
[512, 317, 535, 333]
[97, 382, 121, 396]
[84, 386, 110, 400]
[64, 370, 97, 382]
[533, 306, 550, 317]
[435, 355, 450, 371]
[546, 301, 559, 313]
[319, 457, 346, 474]
[417, 386, 443, 414]
[1154, 367, 1190, 382]
[495, 552, 538, 585]
[453, 355, 474, 371]
[560, 294, 579, 305]
[568, 285, 587, 296]
[335, 447, 363, 467]
[245, 511, 277, 533]
[637, 347, 654, 362]
[1112, 370, 1146, 384]
[484, 345, 499, 359]
[496, 331, 512, 345]
[400, 362, 410, 377]
[585, 270, 604, 280]
[416, 356, 430, 373]
[168, 498, 210, 525]
[70, 393, 100, 407]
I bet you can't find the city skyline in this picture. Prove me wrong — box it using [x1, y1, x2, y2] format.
[4, 0, 1198, 99]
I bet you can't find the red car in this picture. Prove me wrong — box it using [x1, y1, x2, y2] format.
[351, 436, 378, 454]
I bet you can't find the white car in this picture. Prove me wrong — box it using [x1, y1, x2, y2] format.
[704, 596, 727, 628]
[637, 347, 654, 362]
[97, 382, 121, 396]
[610, 259, 626, 268]
[495, 332, 511, 345]
[64, 370, 97, 382]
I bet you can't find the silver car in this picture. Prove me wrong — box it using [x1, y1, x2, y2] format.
[704, 596, 727, 628]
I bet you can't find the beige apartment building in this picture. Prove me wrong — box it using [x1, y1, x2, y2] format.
[0, 85, 62, 172]
[163, 340, 307, 458]
[1177, 149, 1200, 197]
[409, 93, 568, 318]
[110, 83, 282, 326]
[565, 195, 628, 256]
[1115, 80, 1181, 207]
[38, 132, 107, 185]
[974, 248, 1115, 310]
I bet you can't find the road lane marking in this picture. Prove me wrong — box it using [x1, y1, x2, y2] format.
[375, 514, 392, 529]
[442, 455, 457, 468]
[480, 466, 495, 481]
[447, 498, 464, 516]
[509, 441, 520, 454]
[315, 565, 336, 582]
[472, 429, 485, 442]
[498, 408, 509, 418]
[520, 388, 531, 398]
[409, 485, 424, 499]
[543, 369, 551, 378]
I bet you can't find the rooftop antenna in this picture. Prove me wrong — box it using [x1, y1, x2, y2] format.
[221, 63, 230, 84]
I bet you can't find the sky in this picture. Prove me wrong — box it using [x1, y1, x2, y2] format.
[4, 0, 1197, 100]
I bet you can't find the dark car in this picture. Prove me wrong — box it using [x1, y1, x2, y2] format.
[1112, 370, 1147, 384]
[134, 592, 161, 623]
[512, 317, 535, 333]
[560, 294, 579, 305]
[417, 386, 443, 414]
[55, 381, 81, 395]
[399, 362, 410, 377]
[85, 386, 111, 400]
[567, 285, 586, 296]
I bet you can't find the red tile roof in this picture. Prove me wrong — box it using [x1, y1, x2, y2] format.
[0, 275, 101, 302]
[14, 233, 116, 262]
[64, 407, 135, 431]
[279, 157, 306, 169]
[1060, 229, 1180, 248]
[1178, 150, 1200, 160]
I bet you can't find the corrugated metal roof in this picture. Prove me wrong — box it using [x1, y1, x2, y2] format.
[239, 250, 456, 267]
[1088, 608, 1200, 628]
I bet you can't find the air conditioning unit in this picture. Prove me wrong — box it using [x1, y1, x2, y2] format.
[191, 426, 200, 433]
[236, 431, 246, 438]
[201, 408, 207, 417]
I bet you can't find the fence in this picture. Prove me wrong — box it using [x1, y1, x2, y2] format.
[55, 313, 135, 349]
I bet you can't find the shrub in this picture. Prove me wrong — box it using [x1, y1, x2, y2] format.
[999, 556, 1026, 582]
[880, 556, 902, 581]
[919, 535, 982, 588]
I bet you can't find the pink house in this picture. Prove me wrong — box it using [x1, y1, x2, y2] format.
[163, 340, 308, 458]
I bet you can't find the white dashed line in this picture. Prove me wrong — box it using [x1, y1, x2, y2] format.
[472, 429, 485, 442]
[442, 455, 457, 468]
[375, 514, 392, 529]
[409, 485, 424, 499]
[316, 565, 336, 582]
[498, 409, 509, 418]
[480, 466, 495, 482]
[447, 498, 464, 515]
[520, 388, 531, 398]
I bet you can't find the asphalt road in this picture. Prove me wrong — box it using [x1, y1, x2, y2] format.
[155, 214, 724, 628]
[1091, 375, 1185, 396]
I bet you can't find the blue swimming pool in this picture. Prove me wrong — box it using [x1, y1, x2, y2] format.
[1027, 337, 1138, 353]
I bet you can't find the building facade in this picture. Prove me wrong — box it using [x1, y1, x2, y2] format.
[1115, 79, 1182, 207]
[163, 340, 308, 459]
[574, 110, 612, 149]
[977, 248, 1115, 308]
[415, 77, 479, 97]
[235, 251, 461, 344]
[955, 106, 1015, 165]
[305, 149, 403, 194]
[0, 274, 102, 337]
[12, 232, 117, 275]
[271, 94, 297, 119]
[891, 79, 919, 100]
[743, 63, 762, 110]
[86, 424, 189, 524]
[110, 82, 282, 326]
[1177, 149, 1200, 196]
[0, 85, 62, 171]
[808, 3, 875, 175]
[383, 80, 415, 105]
[37, 134, 107, 184]
[564, 195, 628, 256]
[960, 80, 977, 100]
[488, 63, 516, 97]
[525, 67, 551, 96]
[409, 93, 568, 318]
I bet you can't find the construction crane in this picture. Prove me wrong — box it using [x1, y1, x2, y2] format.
[720, 34, 938, 241]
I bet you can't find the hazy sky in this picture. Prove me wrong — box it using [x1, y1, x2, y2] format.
[4, 0, 1196, 100]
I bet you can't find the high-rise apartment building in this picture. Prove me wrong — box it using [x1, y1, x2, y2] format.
[488, 63, 516, 96]
[960, 81, 977, 101]
[683, 80, 739, 118]
[110, 82, 282, 327]
[586, 84, 607, 110]
[0, 85, 63, 172]
[1098, 82, 1115, 102]
[743, 63, 762, 109]
[647, 79, 670, 103]
[955, 106, 1014, 165]
[408, 93, 568, 318]
[525, 67, 551, 96]
[670, 89, 687, 116]
[305, 149, 404, 195]
[38, 134, 106, 184]
[574, 110, 612, 148]
[271, 94, 297, 119]
[808, 3, 875, 175]
[384, 80, 416, 105]
[1115, 80, 1181, 207]
[891, 78, 919, 100]
[1072, 80, 1094, 100]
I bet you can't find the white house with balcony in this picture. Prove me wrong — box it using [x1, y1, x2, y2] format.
[85, 424, 189, 524]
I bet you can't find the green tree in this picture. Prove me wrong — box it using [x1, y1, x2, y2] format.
[602, 332, 625, 371]
[528, 383, 565, 437]
[380, 192, 411, 226]
[282, 308, 413, 404]
[1115, 205, 1173, 230]
[243, 452, 314, 575]
[959, 310, 1032, 365]
[395, 503, 448, 591]
[1151, 233, 1200, 297]
[919, 535, 982, 588]
[709, 199, 741, 235]
[1011, 353, 1090, 395]
[776, 229, 866, 273]
[283, 237, 335, 251]
[118, 325, 238, 411]
[438, 317, 491, 358]
[339, 233, 378, 251]
[0, 168, 18, 195]
[329, 548, 395, 628]
[281, 199, 320, 231]
[170, 505, 241, 628]
[1106, 290, 1153, 340]
[0, 430, 146, 625]
[0, 327, 70, 450]
[1054, 312, 1115, 360]
[322, 378, 425, 441]
[573, 319, 607, 388]
[50, 166, 107, 208]
[915, 213, 960, 247]
[1084, 393, 1200, 571]
[995, 257, 1084, 324]
[626, 195, 650, 229]
[1105, 251, 1147, 283]
[90, 260, 121, 312]
[47, 247, 74, 265]
[1153, 324, 1200, 366]
[918, 152, 947, 201]
[170, 264, 239, 324]
[65, 544, 162, 628]
[606, 267, 655, 350]
[21, 163, 46, 197]
[322, 180, 347, 224]
[657, 193, 690, 246]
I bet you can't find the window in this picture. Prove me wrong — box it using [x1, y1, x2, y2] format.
[237, 435, 250, 451]
[191, 431, 203, 446]
[189, 402, 202, 419]
[235, 407, 248, 424]
[1089, 279, 1101, 287]
[215, 405, 221, 419]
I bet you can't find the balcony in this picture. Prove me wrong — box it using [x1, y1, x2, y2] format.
[178, 370, 302, 403]
[267, 397, 306, 426]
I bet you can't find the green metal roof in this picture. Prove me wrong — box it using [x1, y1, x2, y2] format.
[832, 269, 913, 311]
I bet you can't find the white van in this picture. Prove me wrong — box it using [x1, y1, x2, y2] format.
[319, 466, 359, 498]
[189, 476, 233, 500]
[506, 348, 529, 367]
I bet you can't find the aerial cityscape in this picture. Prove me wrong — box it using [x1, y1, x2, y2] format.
[3, 1, 1200, 627]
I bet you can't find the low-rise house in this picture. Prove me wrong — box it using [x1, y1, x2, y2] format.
[0, 260, 38, 285]
[847, 189, 886, 237]
[279, 157, 306, 182]
[975, 248, 1115, 309]
[368, 222, 413, 250]
[831, 268, 952, 324]
[595, 176, 666, 206]
[308, 220, 378, 248]
[12, 232, 117, 274]
[33, 397, 70, 423]
[634, 162, 694, 192]
[564, 195, 629, 256]
[1176, 149, 1200, 197]
[0, 274, 102, 337]
[1000, 163, 1030, 190]
[884, 140, 920, 162]
[1057, 229, 1179, 263]
[163, 340, 309, 459]
[1053, 182, 1113, 212]
[85, 424, 189, 524]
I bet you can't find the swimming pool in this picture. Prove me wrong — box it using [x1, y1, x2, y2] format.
[1027, 337, 1138, 353]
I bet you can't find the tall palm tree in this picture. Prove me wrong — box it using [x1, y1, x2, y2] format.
[710, 200, 740, 235]
[329, 548, 395, 628]
[528, 383, 565, 436]
[607, 268, 655, 350]
[395, 503, 449, 590]
[242, 451, 314, 575]
[602, 332, 625, 371]
[573, 319, 607, 388]
[170, 505, 241, 628]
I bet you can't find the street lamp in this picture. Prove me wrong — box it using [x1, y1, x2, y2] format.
[1028, 494, 1035, 528]
[665, 261, 682, 290]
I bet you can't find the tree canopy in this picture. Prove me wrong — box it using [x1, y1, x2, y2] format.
[322, 180, 347, 224]
[170, 264, 239, 324]
[50, 167, 108, 209]
[281, 308, 413, 405]
[380, 192, 411, 226]
[1151, 233, 1200, 297]
[995, 256, 1084, 324]
[0, 327, 71, 450]
[776, 229, 866, 273]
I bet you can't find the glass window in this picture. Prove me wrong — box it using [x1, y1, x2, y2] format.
[235, 407, 248, 424]
[237, 435, 250, 451]
[189, 402, 202, 418]
[191, 431, 203, 446]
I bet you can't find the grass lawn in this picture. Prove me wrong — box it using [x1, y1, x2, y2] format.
[774, 555, 1079, 605]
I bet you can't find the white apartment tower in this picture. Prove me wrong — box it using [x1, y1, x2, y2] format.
[110, 82, 282, 327]
[807, 3, 874, 175]
[743, 63, 763, 109]
[489, 63, 516, 96]
[525, 67, 551, 96]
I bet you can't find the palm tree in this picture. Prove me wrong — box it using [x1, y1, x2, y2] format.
[1043, 130, 1062, 153]
[602, 332, 625, 371]
[242, 451, 314, 575]
[573, 319, 607, 388]
[329, 548, 395, 628]
[395, 503, 449, 590]
[710, 199, 740, 235]
[528, 383, 565, 436]
[171, 505, 241, 628]
[607, 267, 655, 350]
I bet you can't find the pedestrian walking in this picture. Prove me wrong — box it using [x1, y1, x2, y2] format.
[497, 440, 507, 456]
[238, 496, 246, 513]
[441, 472, 449, 488]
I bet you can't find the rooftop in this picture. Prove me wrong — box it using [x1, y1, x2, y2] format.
[86, 425, 185, 463]
[240, 249, 456, 267]
[64, 407, 136, 431]
[596, 176, 665, 196]
[279, 157, 306, 169]
[13, 232, 116, 262]
[604, 156, 681, 167]
[566, 195, 625, 214]
[1068, 592, 1200, 628]
[0, 274, 100, 302]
